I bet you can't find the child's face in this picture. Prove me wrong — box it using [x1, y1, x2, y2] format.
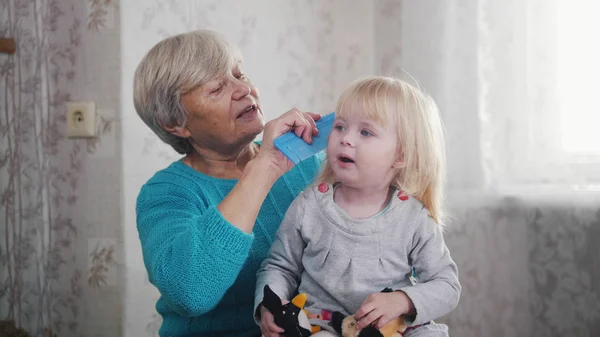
[326, 114, 401, 189]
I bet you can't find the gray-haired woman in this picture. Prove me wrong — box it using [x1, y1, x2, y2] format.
[133, 30, 323, 337]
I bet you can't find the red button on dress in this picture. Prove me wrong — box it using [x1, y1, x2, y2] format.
[318, 183, 329, 193]
[398, 191, 408, 201]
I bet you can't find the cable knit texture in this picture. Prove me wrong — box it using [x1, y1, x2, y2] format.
[136, 154, 323, 337]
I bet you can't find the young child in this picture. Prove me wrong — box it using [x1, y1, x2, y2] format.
[255, 76, 460, 337]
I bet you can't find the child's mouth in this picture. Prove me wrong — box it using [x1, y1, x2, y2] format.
[338, 155, 355, 163]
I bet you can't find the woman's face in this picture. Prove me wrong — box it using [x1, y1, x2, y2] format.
[178, 62, 264, 154]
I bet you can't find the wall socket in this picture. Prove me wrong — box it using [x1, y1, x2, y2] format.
[66, 101, 96, 138]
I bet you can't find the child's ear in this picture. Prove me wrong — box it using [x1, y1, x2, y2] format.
[392, 158, 405, 169]
[164, 124, 191, 138]
[392, 150, 404, 169]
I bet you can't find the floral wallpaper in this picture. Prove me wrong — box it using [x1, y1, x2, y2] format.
[0, 0, 121, 336]
[526, 202, 600, 337]
[441, 195, 600, 337]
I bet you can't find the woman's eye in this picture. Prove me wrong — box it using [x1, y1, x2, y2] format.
[360, 129, 373, 137]
[235, 73, 246, 80]
[211, 85, 223, 94]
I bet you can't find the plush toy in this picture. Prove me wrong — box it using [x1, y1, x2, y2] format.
[330, 288, 407, 337]
[261, 285, 321, 337]
[334, 314, 406, 337]
[262, 286, 408, 337]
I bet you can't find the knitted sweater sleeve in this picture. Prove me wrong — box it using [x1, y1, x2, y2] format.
[398, 209, 461, 325]
[253, 192, 307, 320]
[136, 181, 254, 317]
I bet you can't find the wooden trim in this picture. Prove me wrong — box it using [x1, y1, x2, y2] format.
[0, 38, 16, 54]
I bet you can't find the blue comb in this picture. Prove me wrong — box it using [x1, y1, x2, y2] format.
[274, 112, 335, 164]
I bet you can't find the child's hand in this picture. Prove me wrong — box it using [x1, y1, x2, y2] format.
[259, 301, 287, 337]
[355, 291, 415, 330]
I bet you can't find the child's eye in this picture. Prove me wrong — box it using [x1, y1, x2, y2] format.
[335, 125, 345, 132]
[360, 129, 373, 137]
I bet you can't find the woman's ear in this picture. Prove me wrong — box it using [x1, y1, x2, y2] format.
[164, 125, 191, 139]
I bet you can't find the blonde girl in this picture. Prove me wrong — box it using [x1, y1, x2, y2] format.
[256, 76, 460, 337]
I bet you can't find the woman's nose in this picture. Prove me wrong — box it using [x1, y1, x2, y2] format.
[232, 81, 252, 100]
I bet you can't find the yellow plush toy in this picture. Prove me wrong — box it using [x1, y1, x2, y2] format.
[329, 288, 408, 337]
[338, 314, 406, 337]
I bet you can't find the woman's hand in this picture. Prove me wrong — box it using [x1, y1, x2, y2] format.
[220, 109, 320, 234]
[256, 108, 321, 179]
[355, 291, 415, 330]
[259, 304, 285, 337]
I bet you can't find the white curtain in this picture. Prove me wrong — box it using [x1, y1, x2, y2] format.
[377, 0, 600, 195]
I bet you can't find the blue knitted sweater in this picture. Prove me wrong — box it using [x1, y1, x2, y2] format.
[136, 155, 322, 337]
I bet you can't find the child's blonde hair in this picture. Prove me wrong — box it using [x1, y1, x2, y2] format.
[319, 76, 447, 224]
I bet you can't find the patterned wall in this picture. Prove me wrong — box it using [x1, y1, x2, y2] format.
[442, 194, 600, 337]
[0, 0, 121, 336]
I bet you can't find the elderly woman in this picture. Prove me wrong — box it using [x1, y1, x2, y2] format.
[133, 30, 323, 337]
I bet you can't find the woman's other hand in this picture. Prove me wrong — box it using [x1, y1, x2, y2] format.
[229, 109, 320, 233]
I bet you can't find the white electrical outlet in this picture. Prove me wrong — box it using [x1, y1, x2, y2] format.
[66, 101, 96, 138]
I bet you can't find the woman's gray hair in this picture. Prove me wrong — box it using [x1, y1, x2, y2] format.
[133, 30, 243, 154]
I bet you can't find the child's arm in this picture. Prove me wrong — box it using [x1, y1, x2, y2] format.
[398, 208, 461, 325]
[254, 192, 308, 321]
